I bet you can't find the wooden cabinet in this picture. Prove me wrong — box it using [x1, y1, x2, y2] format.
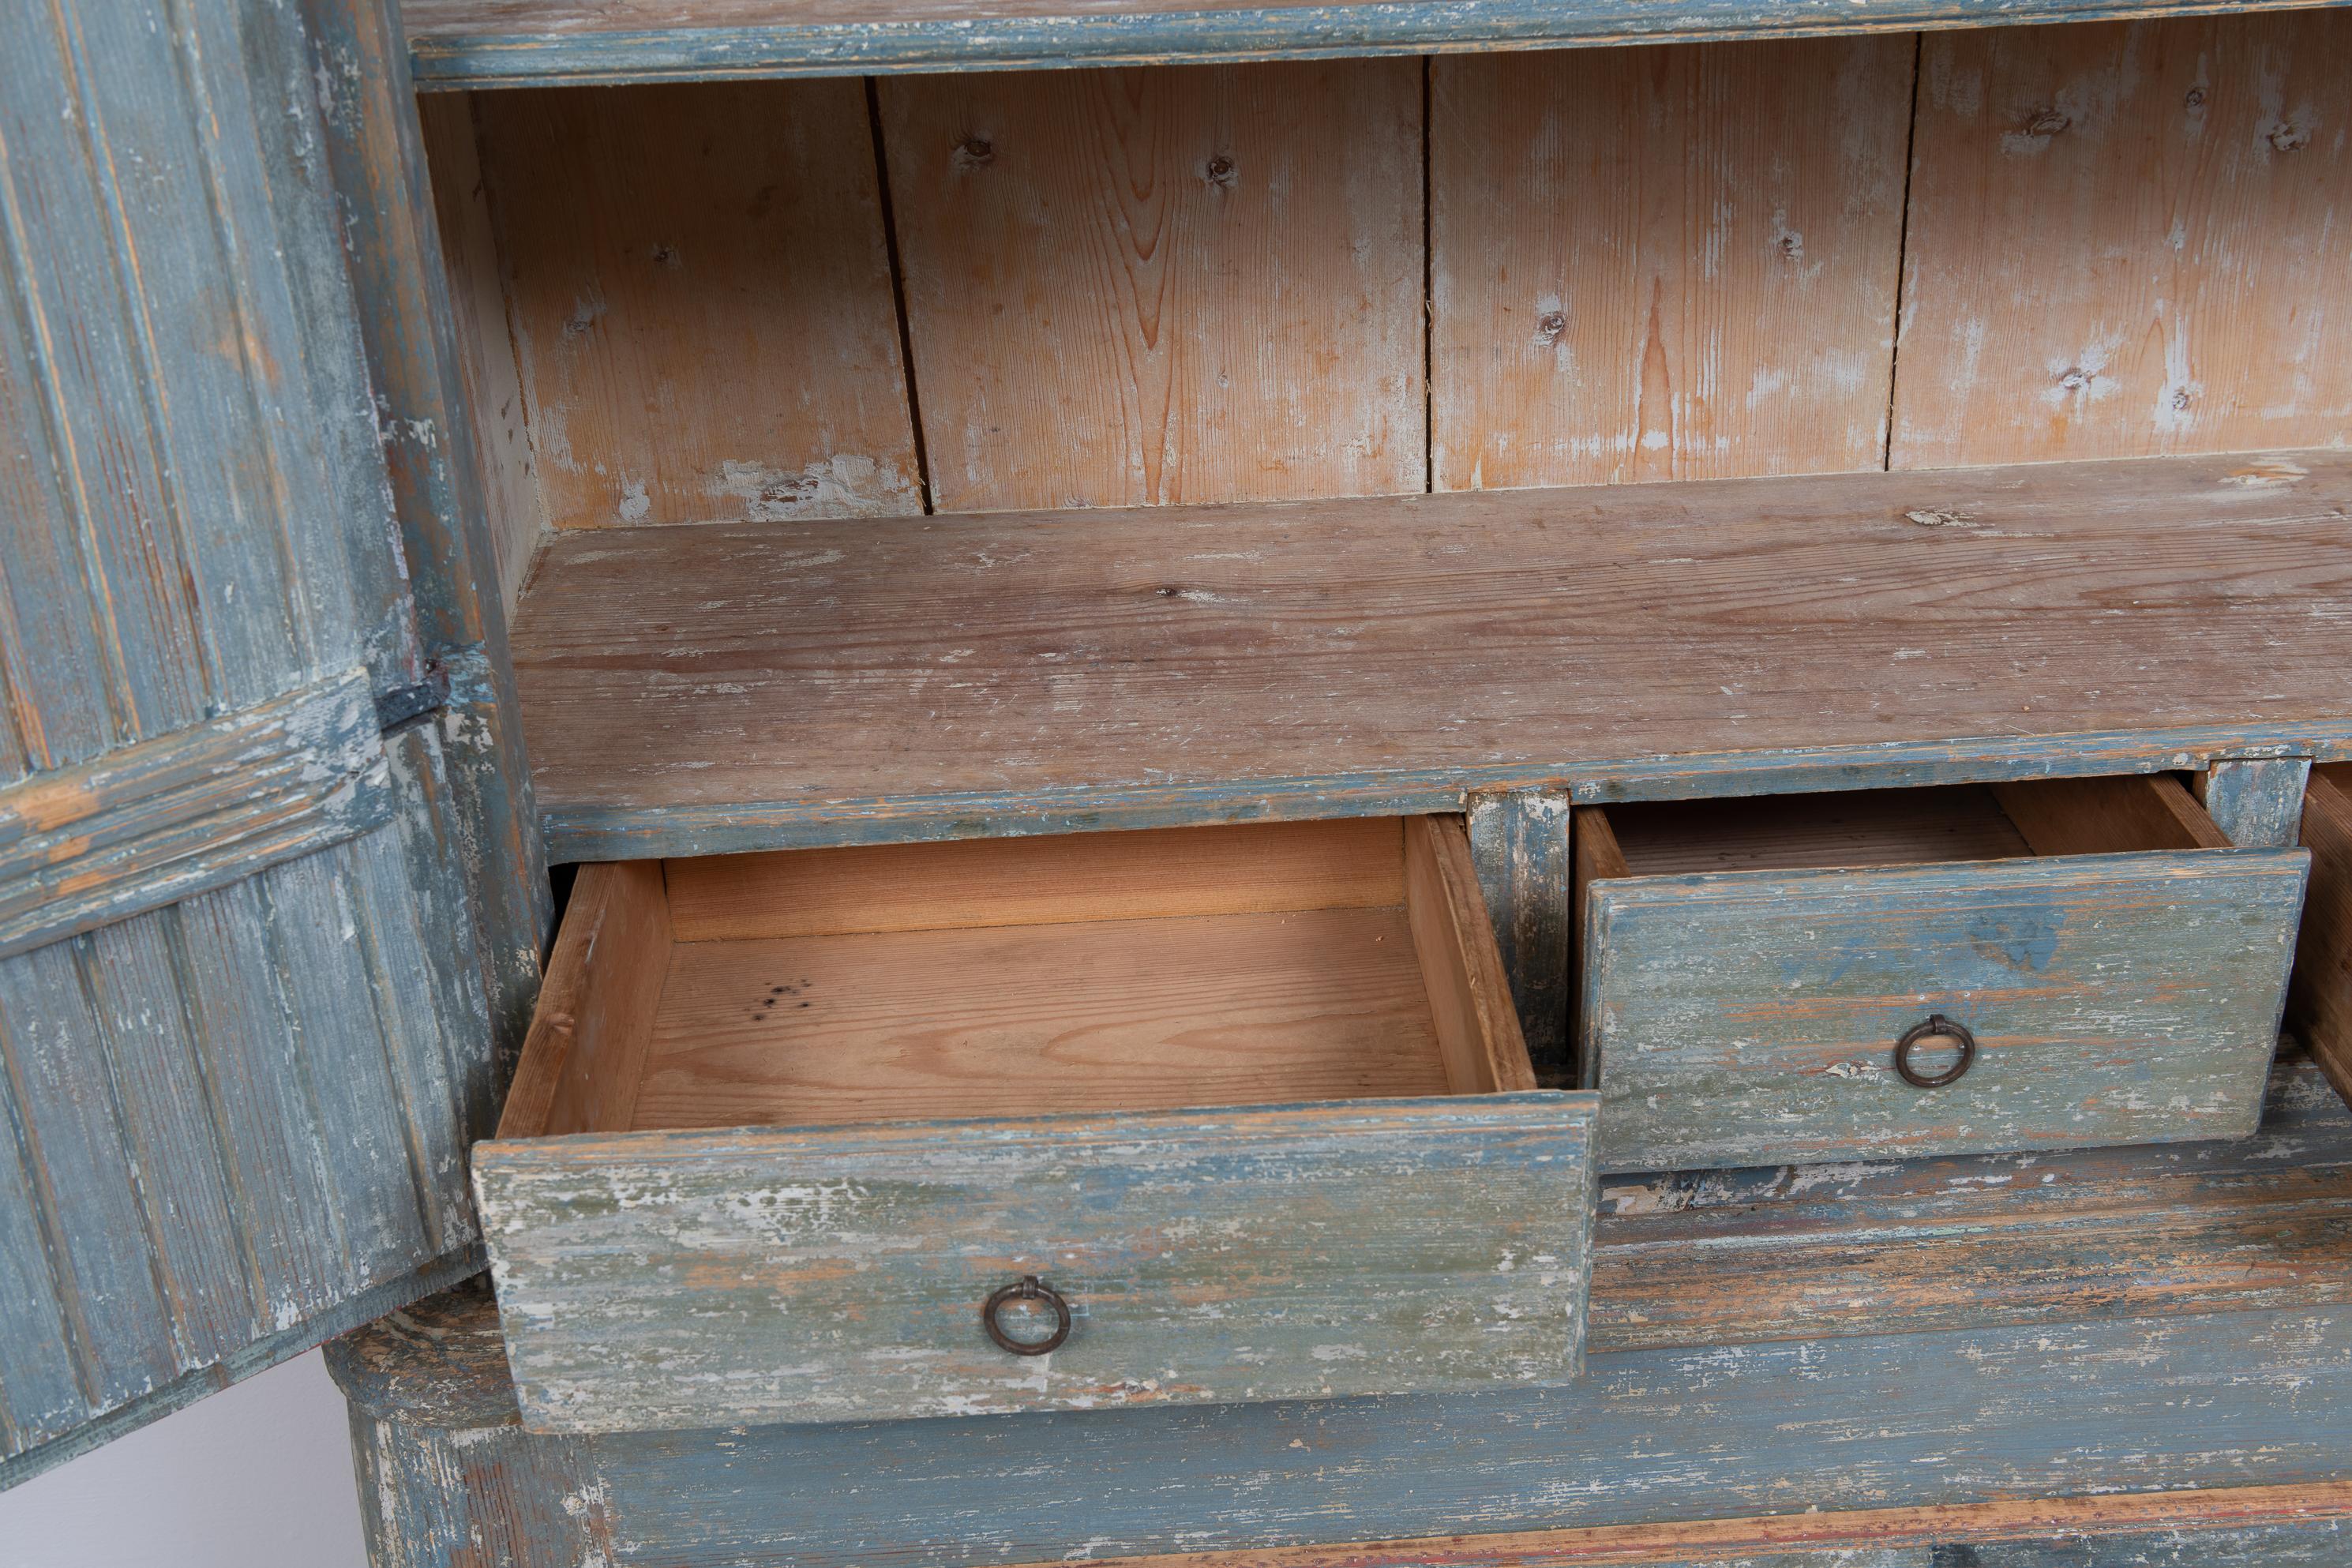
[474, 818, 1599, 1430]
[9, 2, 2352, 1563]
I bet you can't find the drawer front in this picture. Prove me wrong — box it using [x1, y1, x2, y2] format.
[1582, 850, 2306, 1173]
[475, 1093, 1598, 1433]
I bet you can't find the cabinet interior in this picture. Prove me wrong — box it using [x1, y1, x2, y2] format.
[417, 20, 2352, 865]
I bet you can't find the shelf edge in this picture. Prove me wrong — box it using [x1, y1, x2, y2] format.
[408, 0, 2352, 90]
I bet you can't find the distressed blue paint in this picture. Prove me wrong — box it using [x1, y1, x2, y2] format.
[406, 0, 2352, 88]
[339, 1063, 2352, 1564]
[0, 0, 514, 1486]
[543, 720, 2352, 864]
[335, 1292, 2352, 1568]
[2, 1249, 480, 1495]
[0, 669, 395, 960]
[2203, 758, 2313, 849]
[302, 0, 552, 1084]
[1468, 790, 1574, 1084]
[1939, 1517, 2352, 1563]
[475, 1094, 1600, 1431]
[1581, 850, 2306, 1172]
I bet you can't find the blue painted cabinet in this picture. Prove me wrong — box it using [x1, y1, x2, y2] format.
[0, 0, 537, 1488]
[11, 2, 2352, 1559]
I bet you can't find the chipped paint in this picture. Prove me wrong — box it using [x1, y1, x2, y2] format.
[1582, 848, 2305, 1171]
[474, 1093, 1599, 1431]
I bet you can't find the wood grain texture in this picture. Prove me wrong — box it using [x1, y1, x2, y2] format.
[664, 818, 1406, 942]
[0, 670, 392, 961]
[346, 1063, 2352, 1561]
[1891, 13, 2352, 467]
[0, 0, 501, 1480]
[1946, 1518, 2352, 1564]
[510, 448, 2352, 861]
[474, 79, 921, 527]
[304, 0, 552, 1090]
[1405, 816, 1536, 1094]
[2199, 757, 2313, 848]
[1588, 1061, 2352, 1347]
[1989, 773, 2227, 857]
[417, 92, 548, 613]
[879, 59, 1423, 510]
[400, 0, 2352, 88]
[1603, 786, 2034, 876]
[2291, 764, 2352, 1109]
[632, 906, 1454, 1128]
[1579, 845, 2303, 1172]
[474, 1093, 1598, 1431]
[1430, 39, 1911, 490]
[499, 862, 673, 1140]
[339, 1302, 2352, 1562]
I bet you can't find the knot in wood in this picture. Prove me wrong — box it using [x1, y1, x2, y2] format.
[953, 136, 996, 171]
[1535, 311, 1567, 343]
[2268, 122, 2310, 153]
[1202, 153, 1237, 188]
[2022, 107, 2071, 139]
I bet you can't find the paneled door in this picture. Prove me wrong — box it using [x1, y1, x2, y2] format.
[0, 0, 538, 1484]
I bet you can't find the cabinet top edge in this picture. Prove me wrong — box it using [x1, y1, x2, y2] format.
[406, 0, 2352, 91]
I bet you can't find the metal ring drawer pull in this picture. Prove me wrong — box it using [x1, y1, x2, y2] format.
[981, 1275, 1071, 1356]
[1894, 1014, 1977, 1088]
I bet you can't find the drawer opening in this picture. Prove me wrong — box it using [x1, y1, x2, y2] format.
[1578, 774, 2233, 887]
[500, 815, 1535, 1140]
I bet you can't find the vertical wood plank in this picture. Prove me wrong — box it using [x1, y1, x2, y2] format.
[343, 818, 480, 1255]
[2200, 758, 2313, 849]
[882, 59, 1424, 511]
[1405, 816, 1537, 1095]
[0, 944, 178, 1410]
[2291, 764, 2352, 1112]
[1892, 13, 2352, 467]
[254, 854, 434, 1283]
[300, 0, 552, 1086]
[1468, 790, 1573, 1085]
[1430, 39, 1913, 490]
[173, 882, 362, 1330]
[0, 1074, 84, 1455]
[418, 92, 550, 613]
[475, 80, 922, 527]
[79, 921, 257, 1366]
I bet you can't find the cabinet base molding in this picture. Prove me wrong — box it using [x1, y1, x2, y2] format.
[335, 1063, 2352, 1568]
[1026, 1481, 2352, 1567]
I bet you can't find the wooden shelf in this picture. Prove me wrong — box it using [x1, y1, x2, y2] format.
[512, 449, 2352, 862]
[403, 0, 2329, 89]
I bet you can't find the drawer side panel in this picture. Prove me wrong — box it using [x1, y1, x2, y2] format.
[474, 1092, 1596, 1431]
[1583, 850, 2305, 1172]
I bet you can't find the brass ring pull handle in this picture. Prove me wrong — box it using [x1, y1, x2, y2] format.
[1894, 1014, 1977, 1088]
[981, 1275, 1072, 1356]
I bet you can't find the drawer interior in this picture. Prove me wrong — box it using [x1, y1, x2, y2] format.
[502, 816, 1532, 1139]
[1582, 774, 2230, 883]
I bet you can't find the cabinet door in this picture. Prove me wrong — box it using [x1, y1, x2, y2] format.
[0, 0, 538, 1484]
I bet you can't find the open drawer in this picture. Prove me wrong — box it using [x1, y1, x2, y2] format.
[1574, 775, 2308, 1175]
[475, 816, 1599, 1434]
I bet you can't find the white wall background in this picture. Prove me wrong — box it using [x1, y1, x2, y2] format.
[0, 1350, 367, 1568]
